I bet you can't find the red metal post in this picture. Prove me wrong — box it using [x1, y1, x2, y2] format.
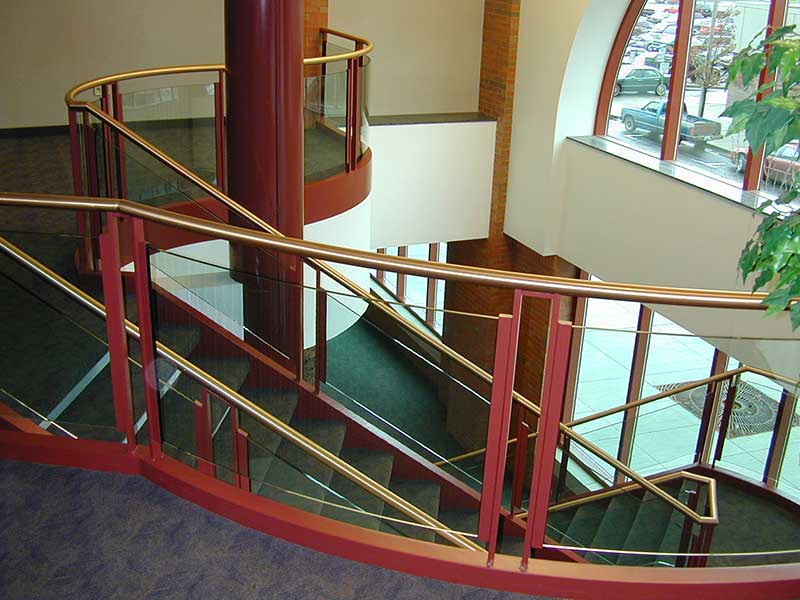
[231, 409, 251, 492]
[320, 33, 327, 121]
[345, 51, 362, 171]
[214, 75, 226, 193]
[68, 109, 85, 197]
[194, 389, 215, 477]
[99, 213, 136, 447]
[511, 419, 530, 511]
[315, 280, 327, 393]
[131, 218, 161, 459]
[100, 86, 115, 197]
[111, 83, 128, 198]
[522, 305, 571, 570]
[478, 312, 521, 566]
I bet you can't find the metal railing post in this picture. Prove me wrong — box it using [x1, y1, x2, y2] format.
[131, 218, 162, 459]
[478, 311, 520, 566]
[111, 82, 128, 198]
[214, 69, 227, 193]
[99, 212, 136, 447]
[521, 298, 571, 570]
[315, 276, 327, 393]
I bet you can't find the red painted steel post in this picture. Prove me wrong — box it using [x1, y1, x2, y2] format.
[511, 418, 530, 512]
[68, 109, 91, 272]
[82, 112, 102, 271]
[131, 218, 162, 460]
[345, 53, 362, 171]
[99, 213, 136, 447]
[320, 32, 327, 121]
[214, 77, 225, 193]
[194, 389, 215, 477]
[521, 307, 571, 570]
[100, 87, 115, 198]
[478, 311, 521, 566]
[111, 83, 128, 198]
[68, 109, 85, 197]
[315, 282, 327, 393]
[231, 407, 251, 492]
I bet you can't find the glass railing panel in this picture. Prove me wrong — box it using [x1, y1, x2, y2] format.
[0, 250, 122, 441]
[777, 395, 800, 502]
[322, 281, 495, 500]
[304, 70, 348, 182]
[628, 397, 703, 476]
[715, 369, 785, 484]
[120, 79, 218, 187]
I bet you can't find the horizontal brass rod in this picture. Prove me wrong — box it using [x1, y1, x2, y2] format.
[0, 234, 481, 552]
[547, 470, 718, 523]
[0, 195, 775, 311]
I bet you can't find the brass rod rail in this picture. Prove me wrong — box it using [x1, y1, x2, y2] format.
[546, 471, 718, 521]
[0, 234, 481, 552]
[0, 193, 726, 526]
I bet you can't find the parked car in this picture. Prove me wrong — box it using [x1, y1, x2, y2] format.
[613, 66, 669, 97]
[730, 143, 800, 186]
[764, 143, 800, 186]
[620, 100, 722, 148]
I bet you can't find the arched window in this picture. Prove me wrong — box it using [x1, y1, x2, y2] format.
[596, 0, 800, 198]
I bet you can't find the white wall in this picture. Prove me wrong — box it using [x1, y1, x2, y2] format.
[304, 196, 373, 348]
[505, 0, 628, 255]
[368, 121, 496, 249]
[561, 140, 800, 378]
[0, 0, 223, 128]
[328, 0, 484, 115]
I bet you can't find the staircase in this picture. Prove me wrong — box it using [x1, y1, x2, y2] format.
[546, 479, 698, 566]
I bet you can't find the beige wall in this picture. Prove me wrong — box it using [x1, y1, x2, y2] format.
[328, 0, 484, 116]
[0, 0, 223, 128]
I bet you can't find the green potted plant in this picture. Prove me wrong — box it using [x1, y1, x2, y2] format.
[722, 24, 800, 329]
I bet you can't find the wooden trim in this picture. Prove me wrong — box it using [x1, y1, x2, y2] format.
[743, 0, 789, 190]
[594, 0, 647, 135]
[661, 0, 694, 160]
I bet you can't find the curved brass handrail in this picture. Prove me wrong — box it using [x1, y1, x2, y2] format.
[66, 31, 374, 104]
[0, 191, 739, 528]
[0, 233, 481, 552]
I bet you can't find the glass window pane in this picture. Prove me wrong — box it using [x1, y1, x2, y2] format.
[383, 247, 398, 292]
[405, 244, 429, 320]
[777, 396, 800, 501]
[606, 0, 678, 155]
[675, 1, 773, 189]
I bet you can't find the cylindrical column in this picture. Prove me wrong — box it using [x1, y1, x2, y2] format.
[225, 0, 304, 237]
[225, 0, 304, 373]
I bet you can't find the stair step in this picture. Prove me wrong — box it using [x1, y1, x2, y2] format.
[584, 494, 641, 564]
[546, 509, 576, 543]
[563, 503, 607, 549]
[380, 480, 441, 543]
[257, 419, 347, 515]
[320, 448, 394, 530]
[617, 492, 675, 566]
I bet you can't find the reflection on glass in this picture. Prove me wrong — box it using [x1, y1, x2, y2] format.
[606, 0, 679, 153]
[676, 0, 773, 189]
[716, 370, 783, 483]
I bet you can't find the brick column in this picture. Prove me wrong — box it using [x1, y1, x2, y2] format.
[443, 0, 579, 450]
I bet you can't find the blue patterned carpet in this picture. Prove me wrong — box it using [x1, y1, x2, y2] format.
[0, 460, 555, 600]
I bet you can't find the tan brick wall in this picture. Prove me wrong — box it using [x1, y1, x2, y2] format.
[442, 0, 579, 450]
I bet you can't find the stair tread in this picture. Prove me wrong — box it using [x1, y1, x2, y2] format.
[257, 419, 347, 515]
[617, 492, 676, 566]
[320, 448, 394, 530]
[581, 494, 641, 564]
[546, 509, 576, 543]
[380, 480, 441, 543]
[563, 503, 607, 548]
